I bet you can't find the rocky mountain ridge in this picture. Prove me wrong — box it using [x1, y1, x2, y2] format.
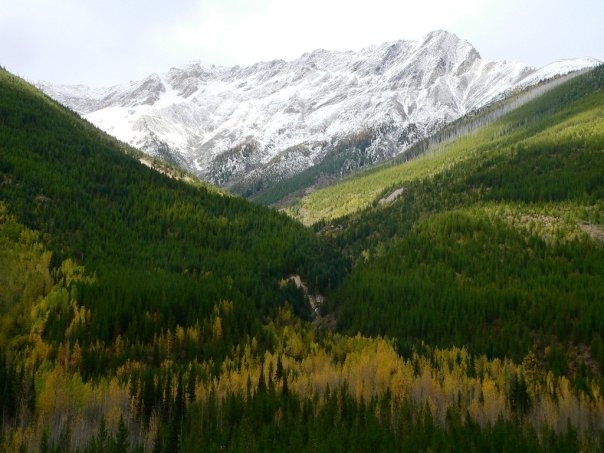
[37, 30, 600, 194]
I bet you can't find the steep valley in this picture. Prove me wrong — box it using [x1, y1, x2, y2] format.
[1, 60, 604, 451]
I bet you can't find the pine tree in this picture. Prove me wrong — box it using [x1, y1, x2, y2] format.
[186, 368, 196, 404]
[276, 355, 284, 383]
[175, 373, 185, 421]
[39, 429, 50, 453]
[99, 417, 110, 452]
[257, 362, 267, 394]
[113, 414, 129, 453]
[282, 371, 289, 395]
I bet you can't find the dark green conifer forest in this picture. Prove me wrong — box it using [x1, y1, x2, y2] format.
[1, 65, 604, 451]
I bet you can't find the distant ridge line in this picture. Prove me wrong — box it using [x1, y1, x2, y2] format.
[393, 68, 594, 165]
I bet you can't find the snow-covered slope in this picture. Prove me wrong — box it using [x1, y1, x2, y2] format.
[38, 31, 600, 192]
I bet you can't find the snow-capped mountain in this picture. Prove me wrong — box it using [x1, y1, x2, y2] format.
[38, 31, 600, 194]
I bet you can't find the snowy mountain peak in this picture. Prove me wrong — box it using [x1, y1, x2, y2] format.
[37, 31, 601, 196]
[421, 29, 463, 49]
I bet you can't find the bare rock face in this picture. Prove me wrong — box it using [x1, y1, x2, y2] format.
[37, 31, 600, 192]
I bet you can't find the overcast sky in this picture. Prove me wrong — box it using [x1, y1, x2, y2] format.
[2, 0, 603, 86]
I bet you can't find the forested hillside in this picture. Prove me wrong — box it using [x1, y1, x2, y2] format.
[1, 66, 604, 451]
[312, 66, 604, 395]
[0, 67, 346, 340]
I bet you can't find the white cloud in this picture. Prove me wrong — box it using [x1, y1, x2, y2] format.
[1, 0, 602, 85]
[173, 0, 488, 66]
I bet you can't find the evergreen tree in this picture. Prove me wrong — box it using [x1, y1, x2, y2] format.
[112, 415, 129, 453]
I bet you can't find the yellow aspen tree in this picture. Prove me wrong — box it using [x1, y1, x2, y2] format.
[164, 329, 173, 356]
[212, 316, 223, 339]
[57, 342, 68, 369]
[70, 341, 82, 372]
[521, 350, 544, 401]
[175, 325, 186, 345]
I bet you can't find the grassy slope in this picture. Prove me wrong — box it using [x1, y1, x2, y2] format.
[287, 67, 604, 226]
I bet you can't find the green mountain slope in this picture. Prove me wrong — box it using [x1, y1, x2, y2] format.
[287, 67, 604, 225]
[312, 66, 604, 377]
[0, 67, 345, 362]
